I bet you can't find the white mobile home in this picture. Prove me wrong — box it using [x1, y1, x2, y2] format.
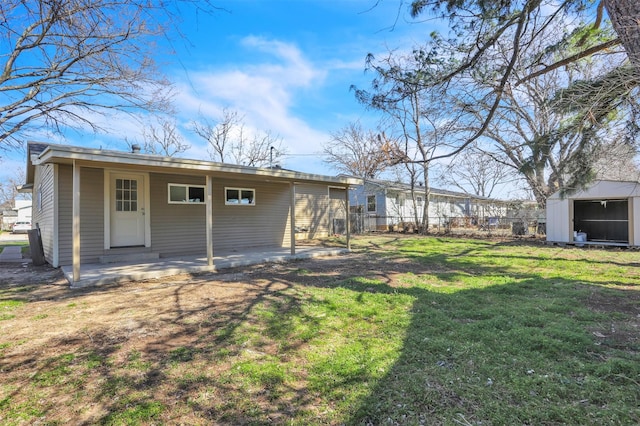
[349, 178, 509, 231]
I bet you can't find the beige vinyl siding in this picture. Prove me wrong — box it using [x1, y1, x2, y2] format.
[213, 179, 291, 254]
[295, 184, 330, 239]
[33, 164, 56, 265]
[57, 165, 73, 265]
[328, 187, 347, 234]
[149, 174, 292, 256]
[329, 187, 346, 215]
[79, 168, 104, 262]
[212, 179, 291, 253]
[149, 173, 207, 256]
[55, 166, 105, 265]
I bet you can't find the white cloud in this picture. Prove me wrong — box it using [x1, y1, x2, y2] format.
[4, 35, 362, 179]
[172, 36, 337, 169]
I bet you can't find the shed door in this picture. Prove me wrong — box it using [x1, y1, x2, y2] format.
[573, 199, 628, 243]
[110, 173, 146, 247]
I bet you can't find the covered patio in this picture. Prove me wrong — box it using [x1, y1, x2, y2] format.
[61, 245, 349, 288]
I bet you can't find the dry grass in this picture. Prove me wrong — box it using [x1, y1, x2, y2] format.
[1, 235, 639, 425]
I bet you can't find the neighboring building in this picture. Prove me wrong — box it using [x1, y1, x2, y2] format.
[23, 142, 355, 282]
[0, 200, 31, 232]
[547, 180, 640, 246]
[15, 199, 32, 223]
[0, 210, 18, 231]
[348, 178, 509, 232]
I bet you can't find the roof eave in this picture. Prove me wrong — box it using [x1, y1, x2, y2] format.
[34, 144, 354, 186]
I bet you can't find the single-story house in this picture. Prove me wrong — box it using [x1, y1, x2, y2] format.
[23, 142, 355, 283]
[546, 180, 640, 246]
[348, 178, 509, 231]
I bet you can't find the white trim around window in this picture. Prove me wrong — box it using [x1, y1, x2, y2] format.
[225, 187, 256, 205]
[366, 194, 376, 213]
[168, 183, 206, 204]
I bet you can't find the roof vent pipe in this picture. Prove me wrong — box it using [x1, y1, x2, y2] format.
[131, 144, 141, 154]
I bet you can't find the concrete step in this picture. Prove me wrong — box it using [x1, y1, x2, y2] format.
[99, 252, 159, 264]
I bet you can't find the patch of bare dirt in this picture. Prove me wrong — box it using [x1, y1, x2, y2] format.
[0, 250, 429, 424]
[585, 289, 640, 352]
[1, 242, 638, 424]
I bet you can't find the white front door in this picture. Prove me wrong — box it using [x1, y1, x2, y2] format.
[110, 173, 146, 247]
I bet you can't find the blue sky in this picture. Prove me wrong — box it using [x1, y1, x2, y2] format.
[164, 0, 428, 173]
[5, 1, 441, 181]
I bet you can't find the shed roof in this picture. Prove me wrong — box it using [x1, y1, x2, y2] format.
[547, 180, 640, 200]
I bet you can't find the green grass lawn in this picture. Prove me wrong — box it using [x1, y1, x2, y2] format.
[1, 235, 639, 425]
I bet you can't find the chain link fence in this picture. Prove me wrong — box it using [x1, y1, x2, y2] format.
[344, 213, 546, 237]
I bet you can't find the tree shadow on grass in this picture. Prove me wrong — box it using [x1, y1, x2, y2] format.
[260, 237, 640, 424]
[1, 237, 639, 424]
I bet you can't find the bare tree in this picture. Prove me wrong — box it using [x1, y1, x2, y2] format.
[454, 26, 637, 207]
[362, 0, 640, 194]
[397, 160, 427, 231]
[0, 169, 29, 210]
[192, 109, 241, 163]
[0, 0, 217, 149]
[139, 118, 190, 157]
[437, 145, 517, 199]
[354, 49, 468, 233]
[361, 8, 635, 207]
[192, 108, 287, 167]
[230, 129, 285, 167]
[592, 141, 640, 182]
[323, 121, 396, 179]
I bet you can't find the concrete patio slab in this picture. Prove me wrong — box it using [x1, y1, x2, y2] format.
[61, 246, 348, 288]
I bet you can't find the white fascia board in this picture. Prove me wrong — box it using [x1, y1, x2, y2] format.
[34, 144, 356, 186]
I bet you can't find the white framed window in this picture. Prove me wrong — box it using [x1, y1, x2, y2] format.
[168, 183, 205, 204]
[366, 195, 376, 213]
[225, 187, 255, 205]
[416, 196, 423, 206]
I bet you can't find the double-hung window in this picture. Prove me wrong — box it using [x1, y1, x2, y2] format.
[366, 195, 376, 213]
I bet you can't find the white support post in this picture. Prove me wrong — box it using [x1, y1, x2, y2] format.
[72, 160, 81, 282]
[345, 187, 351, 251]
[290, 183, 296, 255]
[206, 175, 214, 267]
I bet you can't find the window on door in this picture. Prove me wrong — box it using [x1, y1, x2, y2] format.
[115, 179, 138, 211]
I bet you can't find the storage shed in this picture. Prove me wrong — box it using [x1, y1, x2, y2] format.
[546, 180, 640, 246]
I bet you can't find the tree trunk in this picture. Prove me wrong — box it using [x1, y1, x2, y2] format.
[421, 162, 430, 234]
[605, 0, 640, 69]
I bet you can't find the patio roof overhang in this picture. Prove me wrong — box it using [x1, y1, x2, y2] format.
[29, 143, 359, 187]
